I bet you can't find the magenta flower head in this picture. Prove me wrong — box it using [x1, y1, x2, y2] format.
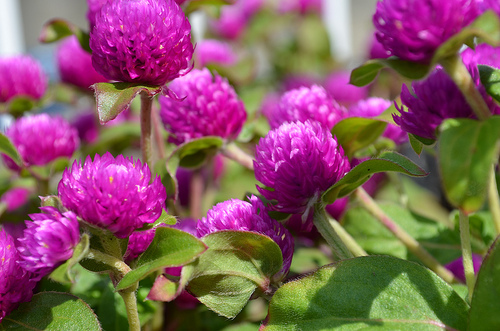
[254, 120, 350, 222]
[0, 228, 35, 322]
[480, 0, 500, 16]
[195, 39, 237, 68]
[159, 68, 247, 145]
[0, 187, 32, 212]
[57, 36, 108, 90]
[209, 0, 263, 39]
[86, 0, 108, 30]
[278, 0, 322, 14]
[373, 0, 479, 63]
[324, 71, 369, 107]
[17, 207, 80, 281]
[3, 114, 79, 170]
[58, 152, 167, 238]
[90, 0, 194, 86]
[266, 85, 347, 130]
[461, 43, 500, 69]
[0, 55, 47, 103]
[197, 196, 294, 279]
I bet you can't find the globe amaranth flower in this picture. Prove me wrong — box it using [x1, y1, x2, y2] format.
[278, 0, 322, 14]
[0, 55, 47, 103]
[209, 0, 263, 39]
[57, 36, 108, 90]
[265, 85, 347, 130]
[479, 0, 500, 16]
[461, 43, 500, 70]
[197, 196, 294, 279]
[86, 0, 108, 30]
[3, 114, 80, 170]
[195, 39, 237, 68]
[90, 0, 193, 86]
[0, 228, 36, 322]
[58, 152, 167, 238]
[373, 0, 479, 63]
[254, 120, 350, 223]
[17, 207, 80, 281]
[324, 71, 369, 107]
[393, 66, 500, 140]
[349, 97, 407, 144]
[159, 68, 246, 145]
[0, 187, 32, 212]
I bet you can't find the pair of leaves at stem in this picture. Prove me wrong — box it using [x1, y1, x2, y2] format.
[350, 10, 500, 87]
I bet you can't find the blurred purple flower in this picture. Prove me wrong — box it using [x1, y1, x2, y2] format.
[0, 228, 36, 322]
[17, 207, 80, 281]
[195, 39, 237, 68]
[210, 0, 263, 39]
[445, 253, 482, 283]
[86, 0, 108, 30]
[324, 71, 369, 107]
[266, 85, 347, 130]
[479, 0, 500, 15]
[461, 43, 500, 69]
[368, 33, 391, 59]
[281, 74, 319, 91]
[58, 152, 166, 238]
[0, 187, 31, 212]
[278, 0, 322, 14]
[57, 36, 108, 90]
[197, 196, 294, 279]
[254, 120, 350, 223]
[159, 68, 246, 145]
[90, 0, 193, 86]
[3, 114, 79, 170]
[373, 0, 479, 63]
[0, 55, 47, 103]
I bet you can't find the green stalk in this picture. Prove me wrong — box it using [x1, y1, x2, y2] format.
[119, 287, 141, 331]
[355, 188, 458, 283]
[222, 142, 254, 170]
[488, 165, 500, 235]
[140, 92, 154, 167]
[327, 214, 367, 257]
[459, 209, 476, 302]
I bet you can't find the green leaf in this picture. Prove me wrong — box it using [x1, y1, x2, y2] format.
[261, 256, 469, 331]
[439, 117, 500, 213]
[332, 117, 387, 157]
[91, 82, 162, 124]
[322, 151, 427, 203]
[479, 64, 500, 104]
[0, 132, 22, 167]
[184, 0, 235, 15]
[0, 292, 101, 330]
[116, 227, 207, 291]
[187, 231, 283, 318]
[39, 19, 91, 53]
[50, 234, 90, 284]
[469, 237, 500, 330]
[4, 96, 36, 117]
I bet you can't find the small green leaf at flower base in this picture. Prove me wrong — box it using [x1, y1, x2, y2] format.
[50, 234, 90, 284]
[0, 132, 22, 167]
[332, 117, 387, 157]
[39, 18, 91, 53]
[322, 151, 428, 204]
[91, 82, 162, 124]
[478, 64, 500, 104]
[469, 237, 500, 330]
[187, 231, 283, 319]
[439, 117, 500, 213]
[115, 227, 207, 291]
[0, 292, 102, 330]
[261, 256, 469, 331]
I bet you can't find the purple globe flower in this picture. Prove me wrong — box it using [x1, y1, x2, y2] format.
[393, 66, 500, 140]
[324, 71, 369, 107]
[479, 0, 500, 16]
[0, 228, 36, 322]
[373, 0, 479, 63]
[278, 0, 322, 14]
[90, 0, 194, 86]
[58, 152, 167, 238]
[57, 36, 108, 90]
[159, 68, 247, 145]
[0, 187, 31, 212]
[3, 114, 80, 170]
[0, 55, 47, 103]
[17, 207, 80, 281]
[197, 196, 294, 279]
[349, 97, 408, 144]
[266, 85, 347, 130]
[254, 120, 350, 221]
[86, 0, 108, 30]
[368, 33, 391, 59]
[195, 39, 237, 68]
[209, 0, 263, 40]
[461, 43, 500, 69]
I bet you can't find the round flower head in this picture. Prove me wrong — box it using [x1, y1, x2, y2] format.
[0, 228, 35, 322]
[3, 114, 80, 170]
[266, 85, 347, 130]
[0, 187, 31, 212]
[159, 68, 247, 145]
[373, 0, 479, 63]
[90, 0, 194, 86]
[195, 39, 237, 68]
[197, 196, 294, 279]
[17, 207, 80, 281]
[0, 55, 47, 103]
[58, 152, 167, 238]
[324, 71, 369, 107]
[209, 0, 263, 39]
[254, 120, 350, 221]
[57, 36, 108, 90]
[86, 0, 108, 30]
[349, 97, 407, 144]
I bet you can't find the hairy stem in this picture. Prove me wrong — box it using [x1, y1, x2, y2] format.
[327, 214, 367, 257]
[119, 287, 141, 331]
[313, 204, 354, 260]
[222, 142, 254, 170]
[459, 209, 476, 302]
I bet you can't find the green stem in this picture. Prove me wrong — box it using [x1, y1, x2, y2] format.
[189, 169, 204, 219]
[151, 103, 166, 160]
[327, 214, 367, 257]
[488, 165, 500, 235]
[313, 204, 354, 260]
[222, 142, 254, 170]
[140, 92, 154, 167]
[355, 188, 458, 283]
[440, 55, 491, 121]
[119, 288, 141, 331]
[87, 248, 131, 275]
[459, 209, 476, 302]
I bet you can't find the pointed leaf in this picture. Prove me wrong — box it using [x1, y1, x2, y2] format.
[0, 132, 22, 166]
[50, 234, 90, 284]
[39, 19, 91, 53]
[116, 227, 207, 291]
[439, 117, 500, 213]
[262, 256, 469, 331]
[92, 82, 161, 124]
[332, 117, 387, 157]
[478, 64, 500, 104]
[0, 292, 101, 330]
[322, 151, 427, 203]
